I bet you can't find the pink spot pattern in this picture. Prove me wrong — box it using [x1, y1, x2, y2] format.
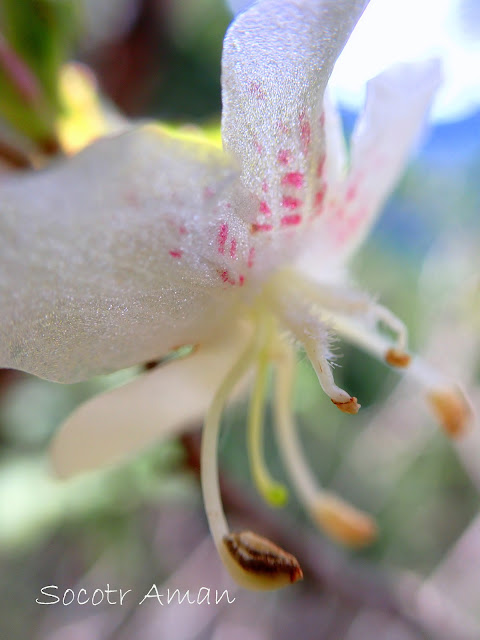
[230, 238, 237, 259]
[250, 81, 266, 100]
[252, 223, 273, 233]
[259, 201, 271, 216]
[345, 183, 357, 202]
[281, 195, 302, 210]
[314, 186, 326, 212]
[254, 140, 263, 154]
[217, 223, 228, 255]
[248, 247, 255, 268]
[281, 172, 304, 188]
[203, 186, 215, 199]
[281, 214, 302, 227]
[219, 269, 243, 287]
[277, 149, 292, 166]
[316, 155, 325, 177]
[299, 112, 311, 153]
[169, 249, 182, 259]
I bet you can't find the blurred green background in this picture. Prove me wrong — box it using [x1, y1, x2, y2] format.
[0, 1, 479, 639]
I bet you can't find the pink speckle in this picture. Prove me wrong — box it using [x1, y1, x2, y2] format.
[251, 223, 273, 233]
[217, 223, 228, 255]
[281, 214, 302, 227]
[250, 81, 266, 100]
[319, 111, 325, 127]
[248, 247, 255, 268]
[281, 195, 302, 210]
[254, 140, 263, 154]
[316, 155, 325, 177]
[179, 225, 188, 235]
[281, 172, 304, 188]
[124, 190, 140, 206]
[346, 184, 357, 202]
[277, 149, 292, 166]
[219, 269, 235, 285]
[299, 112, 311, 152]
[230, 238, 237, 259]
[239, 275, 245, 286]
[169, 249, 182, 259]
[335, 209, 366, 246]
[259, 201, 271, 216]
[277, 121, 290, 134]
[262, 181, 269, 193]
[204, 186, 215, 199]
[314, 186, 326, 211]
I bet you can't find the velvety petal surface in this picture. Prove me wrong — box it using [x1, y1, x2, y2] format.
[50, 320, 254, 478]
[221, 0, 369, 250]
[0, 125, 253, 382]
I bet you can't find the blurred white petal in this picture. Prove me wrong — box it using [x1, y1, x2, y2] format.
[333, 59, 442, 261]
[50, 320, 254, 478]
[331, 0, 480, 122]
[226, 0, 257, 15]
[302, 60, 442, 271]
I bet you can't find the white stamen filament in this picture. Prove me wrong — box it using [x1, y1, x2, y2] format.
[276, 269, 409, 353]
[201, 319, 303, 590]
[372, 303, 408, 352]
[273, 339, 377, 547]
[272, 340, 318, 507]
[201, 329, 259, 549]
[326, 312, 473, 438]
[264, 273, 359, 412]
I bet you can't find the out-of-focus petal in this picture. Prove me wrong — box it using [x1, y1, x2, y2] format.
[221, 0, 369, 240]
[0, 125, 252, 382]
[50, 320, 254, 478]
[324, 59, 443, 263]
[323, 89, 348, 196]
[226, 0, 257, 15]
[56, 62, 128, 154]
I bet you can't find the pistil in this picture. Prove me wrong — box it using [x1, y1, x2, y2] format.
[247, 314, 288, 507]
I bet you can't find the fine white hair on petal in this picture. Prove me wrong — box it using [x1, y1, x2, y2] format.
[50, 320, 254, 478]
[324, 58, 443, 263]
[0, 125, 254, 383]
[221, 0, 369, 243]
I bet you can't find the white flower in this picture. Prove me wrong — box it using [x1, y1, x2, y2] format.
[0, 0, 471, 590]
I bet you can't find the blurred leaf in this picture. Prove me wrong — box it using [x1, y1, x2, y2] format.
[0, 0, 77, 147]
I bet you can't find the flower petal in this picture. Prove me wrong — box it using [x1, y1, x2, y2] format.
[50, 320, 254, 478]
[324, 59, 443, 263]
[323, 89, 348, 197]
[226, 0, 257, 15]
[221, 0, 369, 239]
[0, 125, 252, 382]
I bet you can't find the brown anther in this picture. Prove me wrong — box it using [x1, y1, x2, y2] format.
[222, 531, 303, 590]
[332, 396, 360, 415]
[428, 388, 472, 438]
[313, 495, 377, 548]
[385, 348, 411, 368]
